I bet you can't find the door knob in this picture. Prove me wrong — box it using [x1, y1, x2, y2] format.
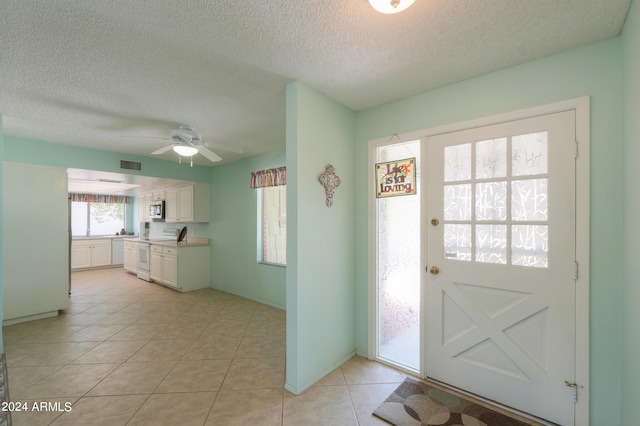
[429, 266, 440, 275]
[431, 218, 439, 226]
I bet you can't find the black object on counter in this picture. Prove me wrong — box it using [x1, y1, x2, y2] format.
[177, 226, 187, 243]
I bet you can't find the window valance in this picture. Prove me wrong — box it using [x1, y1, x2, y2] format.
[250, 166, 286, 189]
[69, 193, 131, 204]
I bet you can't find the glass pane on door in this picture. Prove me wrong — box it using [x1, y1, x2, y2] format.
[376, 140, 421, 371]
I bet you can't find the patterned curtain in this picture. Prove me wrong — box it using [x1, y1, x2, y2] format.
[250, 166, 286, 189]
[69, 193, 131, 204]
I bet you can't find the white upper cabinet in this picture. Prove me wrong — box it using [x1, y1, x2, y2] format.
[137, 193, 152, 222]
[165, 183, 210, 223]
[139, 182, 209, 223]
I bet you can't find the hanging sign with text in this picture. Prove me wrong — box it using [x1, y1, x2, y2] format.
[375, 158, 416, 198]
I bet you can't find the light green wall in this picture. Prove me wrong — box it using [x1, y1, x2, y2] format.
[355, 39, 623, 424]
[3, 136, 211, 183]
[622, 0, 640, 424]
[285, 81, 356, 394]
[209, 149, 286, 309]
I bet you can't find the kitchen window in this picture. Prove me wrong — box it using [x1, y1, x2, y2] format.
[71, 201, 125, 237]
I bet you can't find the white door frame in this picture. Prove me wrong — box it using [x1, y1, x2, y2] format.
[368, 97, 590, 424]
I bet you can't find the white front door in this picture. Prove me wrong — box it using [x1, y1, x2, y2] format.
[425, 110, 576, 425]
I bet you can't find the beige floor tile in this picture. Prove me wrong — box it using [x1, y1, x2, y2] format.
[49, 395, 148, 426]
[17, 363, 119, 399]
[221, 357, 285, 391]
[235, 334, 286, 358]
[216, 306, 257, 321]
[90, 311, 147, 325]
[283, 385, 358, 426]
[4, 343, 46, 366]
[347, 383, 402, 425]
[5, 326, 86, 345]
[314, 367, 347, 387]
[71, 339, 147, 364]
[2, 268, 438, 426]
[60, 302, 97, 314]
[203, 318, 250, 337]
[10, 397, 78, 426]
[126, 339, 192, 362]
[5, 365, 63, 396]
[190, 299, 228, 311]
[155, 359, 232, 393]
[67, 324, 128, 342]
[245, 318, 286, 336]
[207, 388, 284, 426]
[127, 392, 217, 426]
[79, 301, 135, 314]
[182, 336, 242, 360]
[172, 310, 220, 325]
[55, 312, 111, 326]
[135, 310, 185, 324]
[152, 323, 207, 341]
[13, 342, 100, 367]
[252, 305, 286, 321]
[340, 355, 405, 385]
[87, 360, 176, 395]
[107, 322, 167, 341]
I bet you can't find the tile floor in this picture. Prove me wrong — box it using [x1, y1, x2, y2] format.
[3, 268, 402, 425]
[3, 268, 541, 426]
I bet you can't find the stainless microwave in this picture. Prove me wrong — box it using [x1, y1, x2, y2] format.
[149, 201, 164, 219]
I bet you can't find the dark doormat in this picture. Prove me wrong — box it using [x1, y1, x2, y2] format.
[373, 377, 533, 425]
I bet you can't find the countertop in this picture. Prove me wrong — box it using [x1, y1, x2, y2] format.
[73, 235, 137, 240]
[124, 237, 210, 247]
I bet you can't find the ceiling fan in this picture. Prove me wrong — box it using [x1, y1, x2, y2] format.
[150, 124, 243, 166]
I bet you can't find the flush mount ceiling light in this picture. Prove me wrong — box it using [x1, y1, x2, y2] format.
[172, 145, 198, 157]
[368, 0, 416, 14]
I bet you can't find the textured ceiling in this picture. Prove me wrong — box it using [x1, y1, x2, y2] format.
[0, 0, 631, 166]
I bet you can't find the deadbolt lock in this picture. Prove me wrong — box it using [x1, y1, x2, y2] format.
[431, 218, 439, 226]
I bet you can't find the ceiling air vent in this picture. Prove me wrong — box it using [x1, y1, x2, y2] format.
[120, 160, 142, 171]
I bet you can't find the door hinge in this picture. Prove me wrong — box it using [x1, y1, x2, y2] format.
[575, 140, 579, 158]
[565, 381, 582, 402]
[574, 262, 579, 280]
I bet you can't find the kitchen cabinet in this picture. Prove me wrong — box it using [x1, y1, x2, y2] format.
[149, 243, 209, 291]
[152, 190, 165, 201]
[124, 240, 138, 273]
[150, 245, 178, 288]
[71, 239, 112, 270]
[137, 193, 152, 221]
[164, 183, 210, 223]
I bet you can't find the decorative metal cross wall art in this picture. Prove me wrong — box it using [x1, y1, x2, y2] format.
[319, 164, 341, 207]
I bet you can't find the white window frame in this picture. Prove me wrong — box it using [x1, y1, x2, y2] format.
[258, 185, 287, 267]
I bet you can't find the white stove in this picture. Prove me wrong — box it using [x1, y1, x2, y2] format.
[136, 229, 181, 281]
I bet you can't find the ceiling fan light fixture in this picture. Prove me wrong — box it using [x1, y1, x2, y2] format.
[368, 0, 415, 14]
[173, 145, 198, 157]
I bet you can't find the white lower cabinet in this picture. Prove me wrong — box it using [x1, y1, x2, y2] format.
[124, 240, 138, 273]
[150, 245, 175, 288]
[71, 239, 112, 270]
[149, 243, 209, 291]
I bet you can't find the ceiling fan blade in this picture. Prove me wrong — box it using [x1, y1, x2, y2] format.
[205, 142, 243, 154]
[198, 146, 222, 162]
[151, 144, 175, 155]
